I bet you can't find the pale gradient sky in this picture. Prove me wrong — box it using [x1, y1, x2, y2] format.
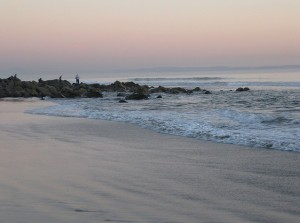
[0, 0, 299, 75]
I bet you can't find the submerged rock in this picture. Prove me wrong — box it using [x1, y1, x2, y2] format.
[192, 87, 201, 91]
[151, 86, 188, 94]
[125, 93, 149, 100]
[117, 92, 128, 97]
[236, 87, 250, 92]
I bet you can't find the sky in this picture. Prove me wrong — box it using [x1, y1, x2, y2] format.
[0, 0, 299, 76]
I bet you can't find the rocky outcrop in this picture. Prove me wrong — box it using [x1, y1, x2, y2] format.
[85, 89, 103, 98]
[192, 87, 201, 91]
[150, 86, 208, 95]
[0, 76, 214, 99]
[0, 76, 103, 98]
[236, 87, 250, 92]
[119, 99, 128, 103]
[125, 93, 149, 100]
[98, 81, 149, 94]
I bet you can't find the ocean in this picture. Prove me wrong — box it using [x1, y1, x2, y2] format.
[28, 71, 300, 152]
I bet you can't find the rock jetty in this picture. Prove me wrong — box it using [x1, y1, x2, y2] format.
[0, 75, 103, 98]
[0, 75, 250, 99]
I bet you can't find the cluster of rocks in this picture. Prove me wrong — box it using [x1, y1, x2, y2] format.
[0, 75, 103, 98]
[236, 87, 250, 92]
[0, 75, 250, 100]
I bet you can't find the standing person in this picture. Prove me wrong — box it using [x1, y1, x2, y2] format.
[75, 74, 80, 84]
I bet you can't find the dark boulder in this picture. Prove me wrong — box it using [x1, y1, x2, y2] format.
[204, 90, 212, 94]
[36, 86, 53, 97]
[85, 89, 103, 98]
[125, 93, 149, 100]
[25, 88, 39, 97]
[119, 99, 128, 103]
[117, 92, 128, 97]
[156, 95, 162, 98]
[134, 86, 149, 95]
[77, 88, 87, 96]
[236, 87, 250, 92]
[75, 83, 89, 90]
[151, 85, 192, 94]
[123, 81, 140, 89]
[150, 86, 167, 93]
[60, 86, 80, 98]
[109, 81, 126, 92]
[192, 87, 201, 91]
[168, 88, 180, 94]
[47, 85, 61, 98]
[168, 87, 187, 94]
[9, 86, 28, 97]
[0, 86, 6, 98]
[43, 79, 61, 90]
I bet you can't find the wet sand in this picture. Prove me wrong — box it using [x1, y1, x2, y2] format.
[0, 99, 299, 223]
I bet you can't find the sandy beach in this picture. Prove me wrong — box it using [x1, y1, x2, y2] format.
[0, 99, 299, 223]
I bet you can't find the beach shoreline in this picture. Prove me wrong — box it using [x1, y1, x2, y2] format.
[0, 99, 299, 223]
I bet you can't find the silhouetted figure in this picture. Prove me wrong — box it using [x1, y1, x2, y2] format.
[75, 74, 80, 84]
[59, 75, 63, 82]
[38, 78, 42, 83]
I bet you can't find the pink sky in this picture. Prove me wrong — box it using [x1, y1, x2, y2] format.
[0, 0, 299, 75]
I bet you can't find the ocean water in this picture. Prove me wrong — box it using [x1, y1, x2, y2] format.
[28, 72, 300, 152]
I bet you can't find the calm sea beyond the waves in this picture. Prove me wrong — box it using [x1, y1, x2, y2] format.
[29, 72, 300, 152]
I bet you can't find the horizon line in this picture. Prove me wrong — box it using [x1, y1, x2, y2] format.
[107, 64, 300, 74]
